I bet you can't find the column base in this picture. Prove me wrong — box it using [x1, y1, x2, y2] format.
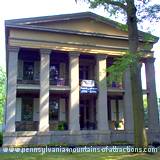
[147, 129, 160, 144]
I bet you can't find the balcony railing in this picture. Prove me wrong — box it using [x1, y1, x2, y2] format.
[17, 79, 40, 84]
[50, 78, 69, 86]
[17, 76, 69, 86]
[107, 81, 123, 89]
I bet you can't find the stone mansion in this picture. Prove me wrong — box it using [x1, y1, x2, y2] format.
[3, 12, 160, 146]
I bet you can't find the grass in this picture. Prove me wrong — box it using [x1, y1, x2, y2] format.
[0, 152, 160, 160]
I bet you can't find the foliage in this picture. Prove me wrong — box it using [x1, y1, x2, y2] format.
[84, 0, 160, 22]
[107, 51, 142, 84]
[0, 67, 6, 124]
[57, 121, 68, 130]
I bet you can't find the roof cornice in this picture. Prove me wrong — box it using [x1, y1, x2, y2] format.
[6, 24, 130, 40]
[5, 12, 159, 43]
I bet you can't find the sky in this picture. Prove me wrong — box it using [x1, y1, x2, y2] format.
[0, 0, 160, 98]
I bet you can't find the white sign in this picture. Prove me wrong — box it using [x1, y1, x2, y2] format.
[81, 80, 95, 87]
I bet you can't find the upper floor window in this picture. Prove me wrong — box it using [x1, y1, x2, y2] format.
[79, 66, 89, 80]
[23, 61, 34, 80]
[50, 64, 59, 85]
[18, 49, 40, 82]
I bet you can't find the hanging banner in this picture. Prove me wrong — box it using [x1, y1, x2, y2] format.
[81, 80, 95, 87]
[80, 80, 98, 94]
[80, 86, 98, 93]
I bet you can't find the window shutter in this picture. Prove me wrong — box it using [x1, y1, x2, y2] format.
[16, 98, 22, 121]
[59, 98, 66, 122]
[34, 61, 40, 80]
[17, 60, 23, 80]
[33, 98, 39, 121]
[111, 100, 116, 121]
[119, 100, 124, 120]
[59, 63, 66, 79]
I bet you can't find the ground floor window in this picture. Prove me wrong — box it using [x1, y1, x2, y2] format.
[108, 96, 124, 130]
[16, 94, 39, 131]
[49, 98, 59, 121]
[22, 98, 33, 121]
[49, 95, 68, 131]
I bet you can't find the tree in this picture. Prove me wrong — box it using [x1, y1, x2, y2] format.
[76, 0, 160, 148]
[0, 67, 6, 124]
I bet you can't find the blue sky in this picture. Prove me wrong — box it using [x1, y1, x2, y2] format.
[0, 0, 159, 97]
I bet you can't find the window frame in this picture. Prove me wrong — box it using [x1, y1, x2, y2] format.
[21, 98, 34, 121]
[49, 98, 60, 121]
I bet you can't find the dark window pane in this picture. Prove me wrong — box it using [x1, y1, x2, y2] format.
[22, 98, 33, 121]
[79, 66, 89, 80]
[49, 99, 59, 121]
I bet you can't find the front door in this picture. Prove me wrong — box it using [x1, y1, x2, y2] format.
[80, 100, 89, 130]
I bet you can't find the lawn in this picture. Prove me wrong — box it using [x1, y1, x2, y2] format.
[0, 152, 160, 160]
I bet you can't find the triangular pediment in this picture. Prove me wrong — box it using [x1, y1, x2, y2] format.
[6, 12, 128, 37]
[30, 17, 128, 37]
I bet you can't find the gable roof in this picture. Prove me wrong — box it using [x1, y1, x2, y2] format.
[5, 12, 122, 28]
[5, 12, 158, 43]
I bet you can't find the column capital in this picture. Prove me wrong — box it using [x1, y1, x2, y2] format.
[143, 57, 155, 64]
[69, 51, 80, 57]
[40, 48, 52, 54]
[96, 54, 107, 60]
[8, 46, 20, 53]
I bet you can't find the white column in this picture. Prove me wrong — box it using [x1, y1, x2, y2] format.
[96, 55, 109, 131]
[124, 68, 134, 132]
[5, 46, 19, 132]
[69, 52, 80, 131]
[144, 57, 160, 132]
[39, 49, 51, 132]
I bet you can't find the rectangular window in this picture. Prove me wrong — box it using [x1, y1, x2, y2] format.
[49, 99, 59, 121]
[22, 98, 33, 121]
[23, 61, 34, 80]
[79, 66, 89, 80]
[108, 96, 124, 130]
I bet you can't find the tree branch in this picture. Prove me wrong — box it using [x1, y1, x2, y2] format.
[103, 0, 127, 11]
[75, 0, 127, 11]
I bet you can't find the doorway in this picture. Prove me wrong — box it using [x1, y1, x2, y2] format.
[80, 97, 96, 130]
